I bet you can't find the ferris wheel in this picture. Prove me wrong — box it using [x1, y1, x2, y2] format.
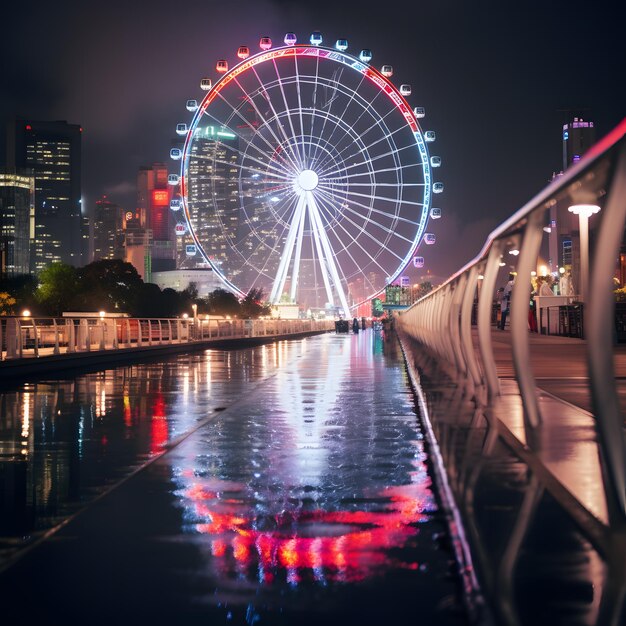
[170, 32, 442, 317]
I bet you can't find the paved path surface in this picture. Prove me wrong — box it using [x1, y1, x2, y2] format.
[489, 330, 626, 416]
[0, 331, 467, 626]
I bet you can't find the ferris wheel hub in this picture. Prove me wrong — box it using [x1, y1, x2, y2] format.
[296, 169, 319, 191]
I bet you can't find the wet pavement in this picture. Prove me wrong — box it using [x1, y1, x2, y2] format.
[401, 332, 625, 626]
[0, 330, 467, 626]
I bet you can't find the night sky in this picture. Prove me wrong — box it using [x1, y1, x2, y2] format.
[2, 0, 624, 278]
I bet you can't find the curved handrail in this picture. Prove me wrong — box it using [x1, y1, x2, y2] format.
[397, 117, 626, 521]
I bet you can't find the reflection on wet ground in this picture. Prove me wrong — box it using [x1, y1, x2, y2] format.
[401, 336, 623, 626]
[0, 331, 467, 625]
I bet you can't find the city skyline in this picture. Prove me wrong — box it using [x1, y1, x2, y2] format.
[2, 0, 625, 278]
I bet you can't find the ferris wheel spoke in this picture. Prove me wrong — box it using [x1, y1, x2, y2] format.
[306, 71, 342, 171]
[305, 54, 322, 165]
[197, 108, 295, 181]
[312, 84, 387, 171]
[270, 58, 305, 168]
[310, 191, 375, 284]
[310, 74, 369, 170]
[312, 190, 400, 278]
[313, 186, 409, 257]
[208, 91, 297, 179]
[314, 184, 421, 227]
[319, 140, 419, 181]
[322, 161, 421, 183]
[236, 197, 299, 279]
[232, 76, 303, 175]
[317, 181, 423, 213]
[208, 155, 292, 184]
[292, 53, 309, 166]
[315, 108, 406, 178]
[249, 66, 304, 170]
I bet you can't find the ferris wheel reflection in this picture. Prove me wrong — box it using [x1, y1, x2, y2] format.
[172, 333, 436, 589]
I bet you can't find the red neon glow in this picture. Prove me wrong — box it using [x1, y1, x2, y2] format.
[25, 124, 32, 130]
[152, 189, 169, 207]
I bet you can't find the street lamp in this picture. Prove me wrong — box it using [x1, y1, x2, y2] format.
[22, 309, 31, 318]
[568, 203, 601, 303]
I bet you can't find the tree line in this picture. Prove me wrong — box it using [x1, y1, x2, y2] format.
[0, 260, 271, 319]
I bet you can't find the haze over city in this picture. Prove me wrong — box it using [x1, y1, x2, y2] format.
[2, 0, 624, 278]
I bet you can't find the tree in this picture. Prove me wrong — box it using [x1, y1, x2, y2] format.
[76, 259, 144, 313]
[240, 288, 271, 319]
[0, 292, 16, 315]
[416, 281, 433, 299]
[37, 263, 80, 316]
[206, 289, 240, 316]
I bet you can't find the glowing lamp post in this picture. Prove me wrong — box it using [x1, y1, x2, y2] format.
[568, 204, 601, 303]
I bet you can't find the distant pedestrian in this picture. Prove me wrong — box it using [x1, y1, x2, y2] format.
[499, 274, 515, 330]
[352, 317, 359, 333]
[539, 277, 553, 297]
[528, 284, 538, 332]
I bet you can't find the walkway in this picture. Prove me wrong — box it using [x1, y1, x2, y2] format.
[0, 330, 468, 626]
[399, 328, 626, 626]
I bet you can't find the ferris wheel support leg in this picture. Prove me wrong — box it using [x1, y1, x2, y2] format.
[308, 197, 335, 308]
[290, 205, 307, 302]
[307, 192, 351, 319]
[270, 194, 307, 304]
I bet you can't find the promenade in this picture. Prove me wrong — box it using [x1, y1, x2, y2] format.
[0, 326, 623, 625]
[399, 327, 626, 626]
[0, 330, 467, 626]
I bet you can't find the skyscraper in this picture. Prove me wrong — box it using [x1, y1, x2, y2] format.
[6, 119, 85, 271]
[548, 117, 597, 277]
[0, 168, 35, 275]
[137, 163, 175, 279]
[92, 196, 125, 261]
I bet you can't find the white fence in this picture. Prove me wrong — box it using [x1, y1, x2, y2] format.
[0, 316, 334, 361]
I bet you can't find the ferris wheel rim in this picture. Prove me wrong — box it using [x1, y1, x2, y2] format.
[179, 42, 433, 309]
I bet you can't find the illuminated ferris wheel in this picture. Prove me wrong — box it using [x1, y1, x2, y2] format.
[169, 32, 442, 316]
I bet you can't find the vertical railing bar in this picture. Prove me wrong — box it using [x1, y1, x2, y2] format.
[477, 243, 503, 399]
[460, 266, 484, 388]
[587, 140, 626, 520]
[510, 208, 544, 429]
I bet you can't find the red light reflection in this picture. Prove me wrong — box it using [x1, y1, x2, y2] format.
[180, 479, 431, 584]
[150, 394, 168, 454]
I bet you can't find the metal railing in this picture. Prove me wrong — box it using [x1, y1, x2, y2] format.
[396, 119, 626, 623]
[397, 118, 626, 518]
[0, 316, 334, 361]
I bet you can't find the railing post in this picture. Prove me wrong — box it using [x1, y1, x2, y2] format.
[31, 319, 39, 357]
[478, 243, 503, 399]
[167, 319, 172, 344]
[158, 320, 163, 345]
[53, 318, 60, 354]
[510, 208, 544, 429]
[460, 266, 483, 389]
[99, 319, 106, 350]
[587, 140, 626, 520]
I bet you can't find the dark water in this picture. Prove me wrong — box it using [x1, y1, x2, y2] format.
[0, 331, 466, 625]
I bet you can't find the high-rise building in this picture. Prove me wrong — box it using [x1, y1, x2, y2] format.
[92, 196, 125, 261]
[136, 163, 175, 279]
[0, 168, 35, 275]
[562, 118, 595, 169]
[548, 117, 597, 277]
[6, 119, 85, 271]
